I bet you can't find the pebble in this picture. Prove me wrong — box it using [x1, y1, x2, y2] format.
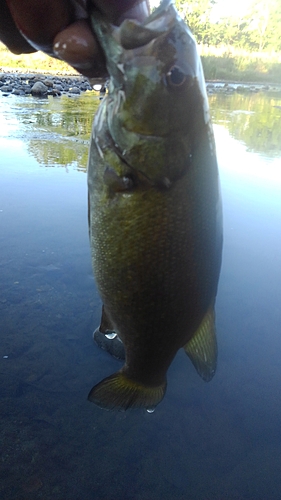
[206, 82, 281, 94]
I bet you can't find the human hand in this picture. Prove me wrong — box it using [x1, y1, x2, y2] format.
[0, 0, 150, 78]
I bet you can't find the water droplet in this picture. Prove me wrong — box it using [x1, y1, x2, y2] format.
[146, 407, 155, 414]
[105, 332, 117, 340]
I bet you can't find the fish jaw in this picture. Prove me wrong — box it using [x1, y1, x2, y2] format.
[90, 0, 213, 181]
[90, 0, 203, 108]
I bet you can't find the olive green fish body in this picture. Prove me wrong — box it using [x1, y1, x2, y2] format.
[87, 0, 222, 410]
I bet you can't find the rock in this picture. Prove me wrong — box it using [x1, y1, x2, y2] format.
[22, 73, 35, 80]
[53, 84, 64, 92]
[33, 74, 45, 82]
[0, 85, 13, 93]
[12, 89, 24, 95]
[80, 82, 92, 91]
[43, 78, 54, 87]
[49, 88, 61, 96]
[30, 81, 48, 96]
[68, 86, 81, 94]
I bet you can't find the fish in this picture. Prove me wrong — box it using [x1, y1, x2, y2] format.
[87, 0, 222, 410]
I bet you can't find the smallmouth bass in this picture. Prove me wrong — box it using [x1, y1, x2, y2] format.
[87, 0, 222, 410]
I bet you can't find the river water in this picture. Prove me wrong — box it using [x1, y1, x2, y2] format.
[0, 88, 281, 499]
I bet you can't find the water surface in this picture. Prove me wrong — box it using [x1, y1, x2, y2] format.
[0, 90, 281, 499]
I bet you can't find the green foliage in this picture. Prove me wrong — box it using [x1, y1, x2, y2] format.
[1, 1, 281, 83]
[200, 46, 281, 83]
[175, 0, 281, 52]
[175, 0, 216, 44]
[0, 42, 76, 73]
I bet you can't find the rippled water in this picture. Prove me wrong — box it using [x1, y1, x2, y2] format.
[0, 89, 281, 499]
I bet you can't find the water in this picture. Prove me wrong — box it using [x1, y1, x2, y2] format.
[0, 89, 281, 499]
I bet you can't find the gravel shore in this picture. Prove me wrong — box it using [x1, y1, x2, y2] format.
[0, 71, 280, 98]
[0, 72, 96, 97]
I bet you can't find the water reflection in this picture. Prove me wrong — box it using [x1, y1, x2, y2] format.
[1, 90, 281, 499]
[209, 91, 281, 158]
[1, 90, 281, 171]
[2, 90, 281, 172]
[0, 92, 100, 171]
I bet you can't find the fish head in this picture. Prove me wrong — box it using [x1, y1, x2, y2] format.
[90, 0, 213, 186]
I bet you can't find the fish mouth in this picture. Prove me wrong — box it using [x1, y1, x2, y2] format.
[118, 0, 175, 50]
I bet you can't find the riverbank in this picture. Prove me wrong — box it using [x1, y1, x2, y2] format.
[2, 40, 281, 84]
[0, 71, 94, 97]
[1, 71, 281, 98]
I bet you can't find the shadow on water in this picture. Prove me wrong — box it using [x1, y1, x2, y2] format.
[0, 91, 281, 499]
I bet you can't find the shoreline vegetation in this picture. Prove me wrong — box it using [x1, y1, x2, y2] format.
[199, 45, 281, 84]
[0, 43, 76, 76]
[1, 42, 281, 86]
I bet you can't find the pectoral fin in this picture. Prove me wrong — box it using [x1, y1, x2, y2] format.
[93, 305, 125, 360]
[184, 306, 217, 382]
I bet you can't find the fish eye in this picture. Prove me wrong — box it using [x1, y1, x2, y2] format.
[166, 66, 187, 87]
[122, 175, 135, 190]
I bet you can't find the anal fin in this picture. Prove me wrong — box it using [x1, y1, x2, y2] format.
[184, 305, 217, 382]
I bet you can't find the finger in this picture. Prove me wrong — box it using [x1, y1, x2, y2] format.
[0, 0, 35, 53]
[92, 0, 150, 23]
[70, 0, 87, 18]
[53, 19, 107, 78]
[60, 0, 150, 77]
[6, 0, 75, 54]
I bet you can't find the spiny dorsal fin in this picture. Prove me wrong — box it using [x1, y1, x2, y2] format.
[184, 306, 217, 382]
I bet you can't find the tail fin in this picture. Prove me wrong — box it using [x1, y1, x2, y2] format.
[88, 371, 166, 411]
